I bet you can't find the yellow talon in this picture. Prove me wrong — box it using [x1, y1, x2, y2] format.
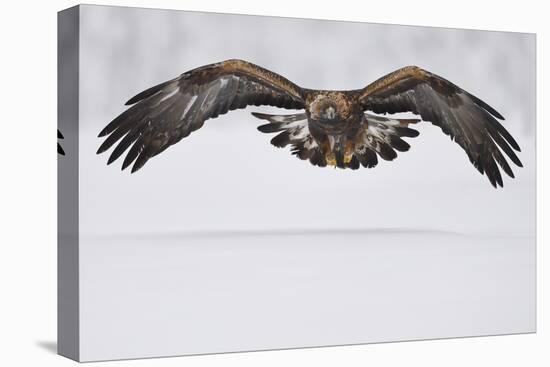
[326, 154, 336, 167]
[325, 152, 353, 167]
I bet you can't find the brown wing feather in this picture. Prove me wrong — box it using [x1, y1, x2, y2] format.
[357, 66, 522, 187]
[97, 59, 305, 172]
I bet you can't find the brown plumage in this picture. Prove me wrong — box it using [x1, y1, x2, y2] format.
[97, 59, 522, 187]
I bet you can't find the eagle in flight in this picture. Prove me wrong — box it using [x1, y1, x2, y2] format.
[97, 59, 522, 187]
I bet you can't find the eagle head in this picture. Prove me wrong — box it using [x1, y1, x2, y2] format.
[309, 95, 341, 122]
[322, 105, 337, 120]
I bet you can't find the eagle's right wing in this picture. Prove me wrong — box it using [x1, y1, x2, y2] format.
[97, 59, 305, 173]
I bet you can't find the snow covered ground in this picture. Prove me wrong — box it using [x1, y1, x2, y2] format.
[78, 230, 534, 360]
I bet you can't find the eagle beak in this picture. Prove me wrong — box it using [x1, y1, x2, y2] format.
[325, 106, 336, 120]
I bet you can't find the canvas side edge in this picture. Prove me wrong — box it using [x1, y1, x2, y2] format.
[57, 5, 80, 362]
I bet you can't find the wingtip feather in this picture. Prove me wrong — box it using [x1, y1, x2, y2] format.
[130, 162, 143, 173]
[107, 154, 118, 165]
[124, 97, 140, 106]
[98, 128, 109, 138]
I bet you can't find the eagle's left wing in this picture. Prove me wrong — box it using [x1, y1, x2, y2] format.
[357, 66, 522, 187]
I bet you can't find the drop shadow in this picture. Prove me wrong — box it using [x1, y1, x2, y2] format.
[171, 227, 463, 239]
[91, 227, 464, 241]
[36, 340, 57, 354]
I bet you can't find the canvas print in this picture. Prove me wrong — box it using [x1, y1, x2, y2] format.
[58, 4, 536, 362]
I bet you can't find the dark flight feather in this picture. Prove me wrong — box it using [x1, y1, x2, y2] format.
[57, 129, 65, 156]
[357, 114, 420, 164]
[253, 112, 327, 167]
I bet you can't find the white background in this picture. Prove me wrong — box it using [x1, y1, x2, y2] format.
[0, 0, 547, 366]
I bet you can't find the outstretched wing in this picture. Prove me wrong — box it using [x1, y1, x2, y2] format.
[358, 66, 522, 187]
[97, 59, 305, 172]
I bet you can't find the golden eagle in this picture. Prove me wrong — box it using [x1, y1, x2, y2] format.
[97, 59, 522, 187]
